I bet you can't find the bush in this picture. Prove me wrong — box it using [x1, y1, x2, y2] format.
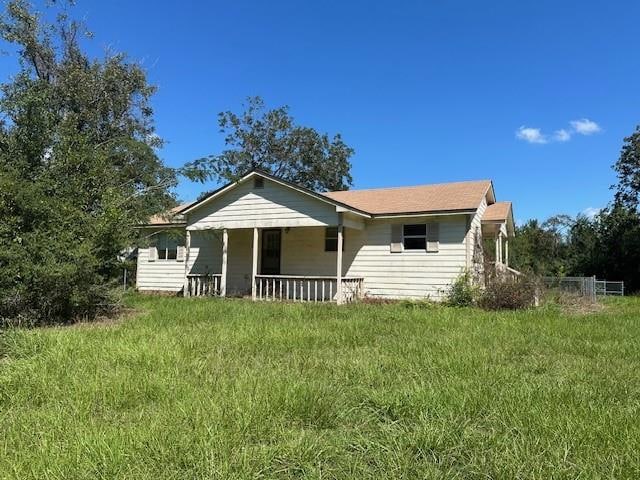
[478, 276, 538, 310]
[445, 271, 479, 307]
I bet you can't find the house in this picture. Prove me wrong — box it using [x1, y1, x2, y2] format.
[135, 170, 515, 303]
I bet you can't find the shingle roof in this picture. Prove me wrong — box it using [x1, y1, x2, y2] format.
[323, 180, 492, 215]
[146, 203, 193, 225]
[482, 201, 512, 222]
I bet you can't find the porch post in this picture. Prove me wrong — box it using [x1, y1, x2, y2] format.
[336, 214, 344, 305]
[495, 233, 500, 266]
[251, 227, 259, 300]
[220, 228, 228, 297]
[183, 230, 191, 297]
[505, 238, 509, 267]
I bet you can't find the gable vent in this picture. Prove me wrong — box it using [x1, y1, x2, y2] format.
[254, 177, 264, 189]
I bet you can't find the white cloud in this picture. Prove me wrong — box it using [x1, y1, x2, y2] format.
[517, 118, 602, 145]
[581, 207, 601, 219]
[553, 129, 571, 142]
[570, 118, 601, 135]
[516, 126, 547, 144]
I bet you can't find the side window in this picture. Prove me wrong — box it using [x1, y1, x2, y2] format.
[324, 227, 345, 251]
[403, 224, 426, 250]
[155, 232, 180, 260]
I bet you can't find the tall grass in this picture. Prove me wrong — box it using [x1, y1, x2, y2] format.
[1, 295, 639, 479]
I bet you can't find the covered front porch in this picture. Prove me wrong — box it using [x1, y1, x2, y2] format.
[182, 221, 364, 304]
[481, 201, 520, 280]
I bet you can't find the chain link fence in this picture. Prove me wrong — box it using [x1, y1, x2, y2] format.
[542, 276, 625, 301]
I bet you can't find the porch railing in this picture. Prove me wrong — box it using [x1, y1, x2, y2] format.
[495, 263, 522, 282]
[186, 273, 222, 297]
[255, 275, 364, 303]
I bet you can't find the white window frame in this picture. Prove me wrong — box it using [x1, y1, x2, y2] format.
[154, 232, 180, 261]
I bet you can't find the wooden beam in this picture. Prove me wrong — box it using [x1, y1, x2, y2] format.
[251, 227, 259, 300]
[220, 228, 228, 297]
[336, 215, 344, 305]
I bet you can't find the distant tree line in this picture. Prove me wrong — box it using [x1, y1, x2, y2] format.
[510, 127, 640, 292]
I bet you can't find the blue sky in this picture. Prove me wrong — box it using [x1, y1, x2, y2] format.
[2, 1, 639, 222]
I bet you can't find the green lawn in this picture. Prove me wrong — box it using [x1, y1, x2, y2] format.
[1, 296, 639, 479]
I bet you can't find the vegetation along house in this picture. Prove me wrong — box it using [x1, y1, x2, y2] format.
[136, 170, 515, 303]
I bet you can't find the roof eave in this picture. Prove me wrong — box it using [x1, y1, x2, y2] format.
[134, 222, 187, 229]
[372, 208, 477, 219]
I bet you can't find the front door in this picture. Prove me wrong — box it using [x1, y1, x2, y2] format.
[261, 229, 281, 275]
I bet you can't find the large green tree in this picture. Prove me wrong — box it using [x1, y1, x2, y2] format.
[614, 125, 640, 209]
[509, 217, 571, 276]
[191, 96, 354, 192]
[0, 0, 177, 324]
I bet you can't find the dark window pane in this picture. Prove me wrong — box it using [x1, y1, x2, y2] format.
[324, 227, 345, 251]
[404, 237, 426, 250]
[167, 248, 177, 260]
[404, 224, 426, 236]
[404, 224, 427, 237]
[325, 239, 337, 252]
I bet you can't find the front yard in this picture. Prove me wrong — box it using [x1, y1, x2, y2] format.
[1, 295, 639, 479]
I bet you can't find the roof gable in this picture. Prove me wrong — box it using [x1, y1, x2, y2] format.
[179, 170, 370, 217]
[482, 201, 515, 235]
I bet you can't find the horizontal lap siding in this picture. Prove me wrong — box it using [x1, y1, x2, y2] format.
[226, 230, 252, 295]
[136, 247, 185, 292]
[187, 229, 251, 295]
[281, 227, 349, 276]
[346, 218, 468, 300]
[188, 230, 222, 275]
[188, 179, 339, 230]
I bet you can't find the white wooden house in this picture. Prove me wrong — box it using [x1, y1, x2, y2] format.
[136, 170, 515, 303]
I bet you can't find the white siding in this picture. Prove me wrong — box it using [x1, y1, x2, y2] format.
[187, 229, 252, 295]
[188, 178, 339, 230]
[187, 230, 222, 275]
[136, 229, 186, 292]
[281, 227, 347, 276]
[345, 216, 469, 300]
[269, 218, 472, 301]
[176, 218, 470, 300]
[226, 229, 253, 295]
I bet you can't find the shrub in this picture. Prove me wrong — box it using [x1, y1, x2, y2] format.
[478, 276, 538, 310]
[445, 271, 479, 307]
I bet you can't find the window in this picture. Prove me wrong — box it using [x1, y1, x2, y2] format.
[254, 177, 264, 189]
[403, 224, 426, 250]
[155, 232, 179, 260]
[324, 227, 345, 251]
